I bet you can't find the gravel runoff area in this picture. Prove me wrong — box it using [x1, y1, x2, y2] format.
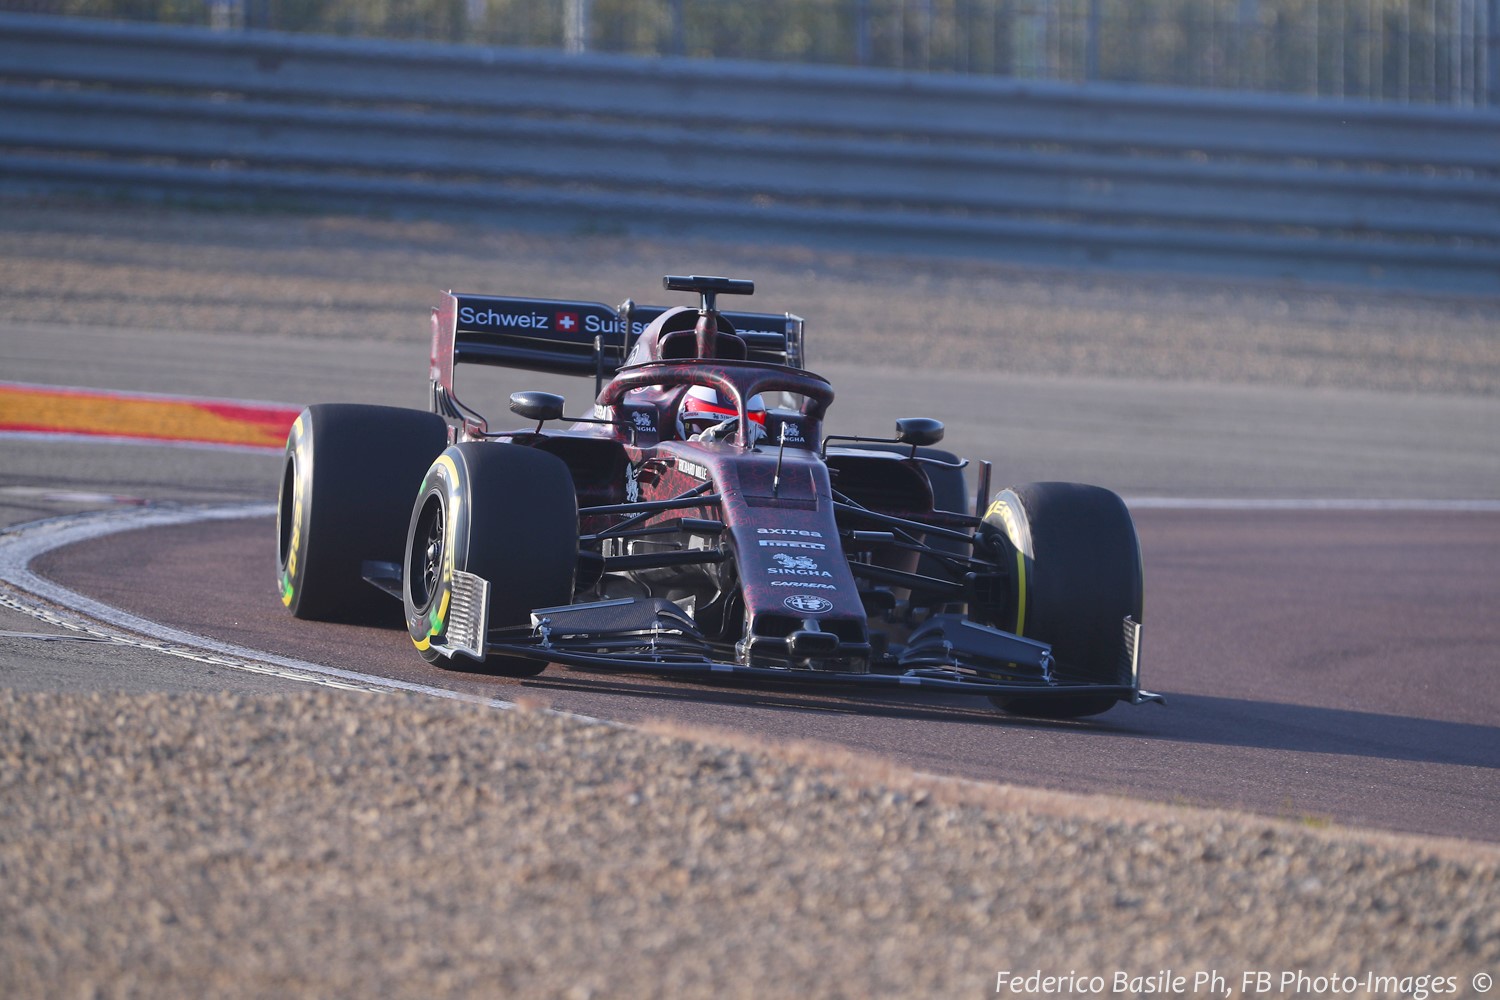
[1, 199, 1497, 396]
[2, 689, 1497, 999]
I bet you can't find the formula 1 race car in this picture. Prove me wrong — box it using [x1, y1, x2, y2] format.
[276, 275, 1159, 718]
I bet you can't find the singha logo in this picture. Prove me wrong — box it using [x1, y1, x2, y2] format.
[624, 463, 641, 503]
[767, 552, 833, 578]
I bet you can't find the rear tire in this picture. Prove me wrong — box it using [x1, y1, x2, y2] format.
[979, 482, 1143, 719]
[404, 443, 578, 676]
[277, 404, 447, 623]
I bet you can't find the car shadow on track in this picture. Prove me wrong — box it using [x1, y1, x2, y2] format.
[525, 671, 1500, 772]
[1134, 692, 1500, 770]
[520, 668, 1135, 730]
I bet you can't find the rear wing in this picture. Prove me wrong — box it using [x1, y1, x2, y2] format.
[623, 304, 804, 369]
[430, 291, 805, 408]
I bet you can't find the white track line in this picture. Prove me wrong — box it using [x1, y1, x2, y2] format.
[0, 430, 281, 454]
[1123, 497, 1500, 512]
[0, 502, 553, 711]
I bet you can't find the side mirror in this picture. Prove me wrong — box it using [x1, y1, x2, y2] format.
[895, 417, 944, 447]
[510, 391, 566, 424]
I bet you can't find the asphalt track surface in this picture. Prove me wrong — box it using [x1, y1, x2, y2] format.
[2, 249, 1498, 845]
[14, 502, 1495, 844]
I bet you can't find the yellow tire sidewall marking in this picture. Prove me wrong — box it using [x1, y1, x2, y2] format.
[278, 414, 306, 607]
[414, 452, 462, 651]
[986, 493, 1031, 638]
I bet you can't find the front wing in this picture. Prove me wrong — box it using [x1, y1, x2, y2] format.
[439, 582, 1163, 706]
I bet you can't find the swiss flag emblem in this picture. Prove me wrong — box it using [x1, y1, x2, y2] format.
[555, 312, 580, 333]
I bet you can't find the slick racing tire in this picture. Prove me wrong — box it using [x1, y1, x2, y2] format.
[979, 482, 1143, 719]
[404, 443, 578, 677]
[277, 404, 448, 623]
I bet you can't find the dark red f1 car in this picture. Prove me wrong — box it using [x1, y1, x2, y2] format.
[277, 275, 1159, 717]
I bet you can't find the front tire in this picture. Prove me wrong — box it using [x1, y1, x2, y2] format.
[277, 404, 447, 623]
[404, 443, 578, 676]
[979, 482, 1143, 719]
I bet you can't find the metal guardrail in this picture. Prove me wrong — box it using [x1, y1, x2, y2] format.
[2, 12, 1497, 293]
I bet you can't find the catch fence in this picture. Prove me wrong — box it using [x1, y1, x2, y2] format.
[1, 11, 1495, 291]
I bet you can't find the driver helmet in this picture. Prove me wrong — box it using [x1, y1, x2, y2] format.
[677, 385, 766, 441]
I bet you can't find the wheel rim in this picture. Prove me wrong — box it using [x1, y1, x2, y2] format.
[409, 493, 445, 613]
